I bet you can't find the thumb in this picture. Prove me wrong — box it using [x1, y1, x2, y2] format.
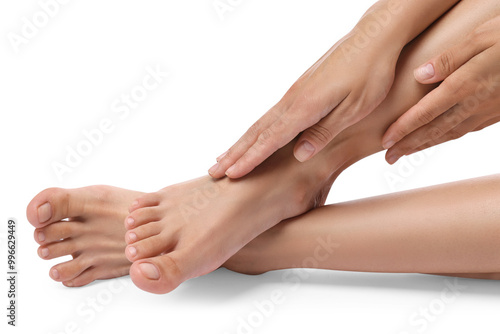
[294, 123, 336, 162]
[414, 33, 483, 84]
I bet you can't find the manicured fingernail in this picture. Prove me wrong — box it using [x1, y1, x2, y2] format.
[225, 165, 235, 177]
[128, 246, 137, 257]
[208, 162, 219, 175]
[139, 263, 160, 280]
[216, 151, 228, 162]
[382, 140, 395, 150]
[128, 232, 137, 243]
[415, 63, 435, 81]
[38, 202, 52, 224]
[38, 231, 45, 242]
[51, 268, 60, 280]
[386, 154, 399, 164]
[294, 141, 315, 162]
[127, 217, 135, 227]
[40, 247, 49, 258]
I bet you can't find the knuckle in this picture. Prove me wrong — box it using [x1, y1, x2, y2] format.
[304, 124, 333, 145]
[416, 107, 436, 125]
[256, 128, 274, 148]
[437, 50, 455, 75]
[447, 128, 465, 141]
[427, 126, 444, 140]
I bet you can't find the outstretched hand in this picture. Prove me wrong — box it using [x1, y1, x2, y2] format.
[383, 16, 500, 164]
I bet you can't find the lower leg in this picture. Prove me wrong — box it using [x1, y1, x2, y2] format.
[227, 174, 500, 278]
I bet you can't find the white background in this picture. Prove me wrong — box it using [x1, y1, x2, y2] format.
[1, 1, 500, 333]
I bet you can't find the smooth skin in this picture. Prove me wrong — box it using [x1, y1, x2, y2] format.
[227, 174, 500, 280]
[26, 0, 500, 292]
[383, 14, 500, 163]
[209, 0, 461, 179]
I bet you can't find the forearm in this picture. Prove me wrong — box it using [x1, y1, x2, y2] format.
[354, 0, 461, 52]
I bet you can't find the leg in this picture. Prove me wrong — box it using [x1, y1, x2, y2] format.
[226, 174, 500, 278]
[26, 0, 498, 290]
[125, 0, 500, 293]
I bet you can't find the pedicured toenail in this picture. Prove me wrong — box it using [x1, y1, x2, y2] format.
[128, 232, 137, 243]
[51, 268, 60, 280]
[38, 231, 45, 242]
[38, 202, 52, 224]
[40, 247, 49, 258]
[128, 246, 137, 257]
[139, 263, 160, 280]
[127, 217, 135, 227]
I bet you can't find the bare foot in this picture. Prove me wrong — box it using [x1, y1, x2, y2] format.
[125, 143, 334, 294]
[26, 186, 142, 287]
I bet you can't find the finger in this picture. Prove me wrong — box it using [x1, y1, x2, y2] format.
[293, 94, 364, 162]
[382, 78, 461, 150]
[414, 29, 486, 84]
[385, 104, 470, 164]
[208, 107, 282, 178]
[224, 83, 350, 178]
[406, 117, 489, 155]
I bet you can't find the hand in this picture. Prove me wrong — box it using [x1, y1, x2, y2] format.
[208, 28, 401, 178]
[382, 16, 500, 164]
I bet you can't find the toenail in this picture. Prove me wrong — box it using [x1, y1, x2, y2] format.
[51, 268, 60, 280]
[38, 202, 52, 224]
[38, 231, 45, 242]
[128, 232, 137, 243]
[40, 248, 49, 258]
[128, 246, 137, 257]
[127, 217, 135, 227]
[131, 200, 139, 208]
[139, 263, 160, 280]
[65, 281, 74, 287]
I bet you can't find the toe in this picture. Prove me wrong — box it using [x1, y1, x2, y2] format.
[34, 221, 84, 245]
[125, 207, 161, 229]
[27, 187, 88, 228]
[63, 265, 129, 287]
[129, 252, 185, 294]
[38, 239, 80, 260]
[128, 192, 161, 213]
[126, 232, 176, 262]
[50, 257, 89, 282]
[125, 221, 162, 244]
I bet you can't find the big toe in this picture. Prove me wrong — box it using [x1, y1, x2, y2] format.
[130, 252, 186, 294]
[27, 187, 87, 228]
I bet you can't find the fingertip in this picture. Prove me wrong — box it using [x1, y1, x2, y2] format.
[414, 63, 436, 83]
[294, 140, 315, 162]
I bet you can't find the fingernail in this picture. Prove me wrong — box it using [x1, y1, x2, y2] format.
[294, 141, 315, 162]
[216, 151, 228, 162]
[225, 165, 235, 177]
[128, 246, 137, 257]
[139, 262, 160, 280]
[386, 154, 399, 165]
[208, 162, 220, 176]
[51, 268, 60, 280]
[415, 63, 435, 81]
[38, 202, 52, 224]
[40, 247, 49, 258]
[382, 140, 395, 150]
[126, 217, 135, 227]
[38, 231, 45, 242]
